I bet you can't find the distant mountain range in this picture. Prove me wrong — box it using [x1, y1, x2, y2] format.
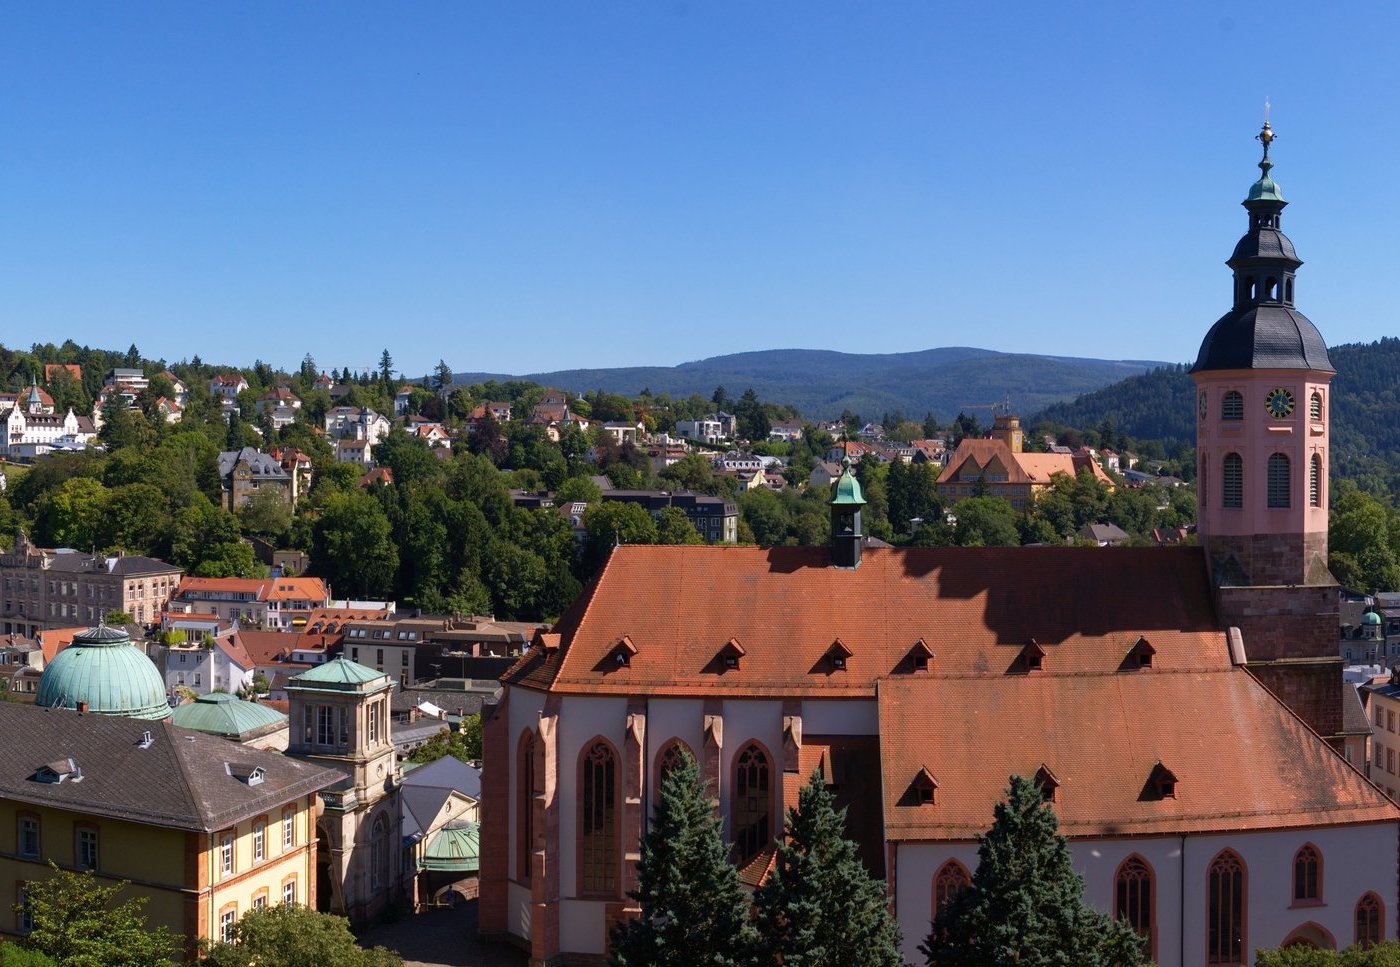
[453, 347, 1168, 422]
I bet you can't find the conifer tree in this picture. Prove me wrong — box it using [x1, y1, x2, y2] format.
[609, 751, 758, 967]
[922, 775, 1146, 967]
[753, 771, 904, 966]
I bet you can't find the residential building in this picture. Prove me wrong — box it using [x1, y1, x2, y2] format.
[209, 374, 249, 400]
[44, 363, 83, 386]
[0, 534, 182, 634]
[335, 438, 373, 465]
[600, 422, 643, 445]
[217, 447, 295, 512]
[165, 626, 256, 697]
[675, 416, 724, 444]
[937, 415, 1114, 512]
[325, 406, 390, 444]
[600, 489, 739, 543]
[256, 386, 302, 413]
[104, 368, 149, 393]
[1363, 675, 1400, 800]
[170, 577, 329, 630]
[768, 419, 804, 442]
[0, 701, 337, 958]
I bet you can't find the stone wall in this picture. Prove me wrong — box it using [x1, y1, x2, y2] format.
[1207, 531, 1331, 588]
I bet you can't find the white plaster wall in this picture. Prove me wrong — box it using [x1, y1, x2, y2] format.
[802, 698, 879, 734]
[560, 898, 609, 955]
[507, 880, 532, 940]
[895, 823, 1399, 967]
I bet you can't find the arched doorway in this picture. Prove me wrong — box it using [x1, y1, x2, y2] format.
[316, 826, 334, 913]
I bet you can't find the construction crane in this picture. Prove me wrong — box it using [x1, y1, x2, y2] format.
[958, 395, 1014, 417]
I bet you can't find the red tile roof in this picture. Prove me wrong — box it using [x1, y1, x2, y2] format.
[878, 671, 1399, 839]
[504, 545, 1225, 696]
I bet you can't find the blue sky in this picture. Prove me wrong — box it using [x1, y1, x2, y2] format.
[1, 2, 1396, 378]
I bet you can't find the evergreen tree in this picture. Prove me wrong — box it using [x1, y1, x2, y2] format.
[922, 775, 1145, 967]
[753, 771, 904, 966]
[609, 751, 758, 966]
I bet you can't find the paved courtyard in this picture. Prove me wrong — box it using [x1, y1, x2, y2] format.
[359, 902, 527, 967]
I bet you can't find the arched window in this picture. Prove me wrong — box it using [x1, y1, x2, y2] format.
[580, 739, 618, 895]
[1115, 856, 1155, 958]
[932, 860, 971, 920]
[1286, 278, 1295, 303]
[732, 743, 772, 866]
[369, 815, 387, 891]
[1356, 893, 1383, 947]
[1265, 277, 1278, 301]
[1309, 455, 1323, 508]
[1310, 391, 1323, 421]
[1268, 453, 1291, 509]
[1222, 391, 1244, 421]
[1207, 850, 1246, 965]
[1293, 844, 1321, 902]
[657, 740, 692, 787]
[1223, 454, 1243, 509]
[517, 731, 535, 883]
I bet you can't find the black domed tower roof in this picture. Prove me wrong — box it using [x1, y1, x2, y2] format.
[1192, 120, 1334, 374]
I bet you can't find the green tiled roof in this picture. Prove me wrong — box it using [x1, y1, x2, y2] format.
[36, 625, 171, 721]
[420, 820, 479, 872]
[170, 692, 287, 740]
[287, 657, 389, 692]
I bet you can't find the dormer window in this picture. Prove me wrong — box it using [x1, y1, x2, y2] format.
[610, 636, 637, 669]
[909, 638, 934, 672]
[1127, 636, 1155, 670]
[825, 639, 852, 671]
[226, 762, 266, 786]
[1015, 640, 1045, 674]
[719, 638, 745, 671]
[911, 767, 938, 806]
[33, 758, 81, 784]
[1148, 762, 1177, 800]
[1034, 765, 1060, 803]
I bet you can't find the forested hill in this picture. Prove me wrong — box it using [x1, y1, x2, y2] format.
[1030, 338, 1400, 489]
[453, 347, 1164, 423]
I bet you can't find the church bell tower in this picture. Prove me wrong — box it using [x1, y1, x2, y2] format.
[1191, 118, 1343, 740]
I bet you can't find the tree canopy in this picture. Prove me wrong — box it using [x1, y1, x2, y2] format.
[199, 904, 402, 967]
[19, 864, 179, 967]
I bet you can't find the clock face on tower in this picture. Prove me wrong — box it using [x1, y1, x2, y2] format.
[1265, 388, 1295, 419]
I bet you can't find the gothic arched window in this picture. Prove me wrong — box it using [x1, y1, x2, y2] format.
[1115, 856, 1155, 958]
[517, 731, 535, 883]
[1292, 844, 1321, 902]
[1207, 850, 1246, 965]
[1356, 893, 1383, 948]
[732, 743, 772, 866]
[932, 860, 971, 920]
[369, 815, 388, 891]
[1268, 453, 1291, 509]
[1223, 454, 1243, 509]
[579, 739, 618, 895]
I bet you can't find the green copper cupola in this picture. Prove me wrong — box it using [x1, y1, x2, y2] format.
[830, 456, 866, 568]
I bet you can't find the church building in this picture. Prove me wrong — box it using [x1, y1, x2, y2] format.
[480, 124, 1400, 967]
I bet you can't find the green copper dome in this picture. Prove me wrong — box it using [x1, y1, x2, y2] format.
[287, 656, 389, 692]
[830, 457, 866, 507]
[421, 821, 480, 872]
[36, 625, 172, 721]
[1364, 610, 1383, 626]
[170, 691, 288, 740]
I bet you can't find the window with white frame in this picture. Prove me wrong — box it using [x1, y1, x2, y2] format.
[76, 827, 98, 871]
[283, 808, 295, 849]
[282, 878, 296, 905]
[219, 832, 235, 876]
[18, 816, 39, 859]
[253, 821, 266, 862]
[220, 908, 236, 943]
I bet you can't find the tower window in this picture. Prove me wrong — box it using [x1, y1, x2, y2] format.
[1310, 392, 1323, 421]
[1309, 455, 1322, 508]
[1222, 454, 1243, 509]
[1221, 392, 1244, 421]
[1268, 453, 1291, 509]
[1285, 278, 1294, 303]
[1264, 277, 1278, 301]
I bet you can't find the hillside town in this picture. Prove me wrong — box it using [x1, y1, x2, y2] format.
[4, 115, 1400, 967]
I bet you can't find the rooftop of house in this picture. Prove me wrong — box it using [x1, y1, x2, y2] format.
[0, 702, 336, 831]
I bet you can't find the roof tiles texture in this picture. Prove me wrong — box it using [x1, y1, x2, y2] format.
[507, 545, 1226, 696]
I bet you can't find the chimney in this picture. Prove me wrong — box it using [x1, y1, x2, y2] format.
[76, 700, 89, 714]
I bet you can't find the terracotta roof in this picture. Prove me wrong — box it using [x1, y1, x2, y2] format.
[504, 545, 1225, 696]
[35, 627, 90, 663]
[238, 630, 295, 665]
[939, 439, 1112, 488]
[878, 671, 1398, 840]
[44, 364, 83, 383]
[263, 578, 327, 602]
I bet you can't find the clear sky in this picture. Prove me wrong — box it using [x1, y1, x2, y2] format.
[1, 2, 1396, 378]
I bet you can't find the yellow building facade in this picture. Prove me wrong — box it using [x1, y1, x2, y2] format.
[0, 704, 336, 959]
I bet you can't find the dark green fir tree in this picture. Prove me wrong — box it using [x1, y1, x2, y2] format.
[922, 775, 1146, 967]
[753, 771, 904, 966]
[609, 751, 758, 967]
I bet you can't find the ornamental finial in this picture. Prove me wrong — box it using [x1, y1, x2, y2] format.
[1256, 100, 1275, 173]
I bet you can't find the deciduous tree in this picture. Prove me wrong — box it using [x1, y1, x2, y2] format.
[20, 864, 179, 967]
